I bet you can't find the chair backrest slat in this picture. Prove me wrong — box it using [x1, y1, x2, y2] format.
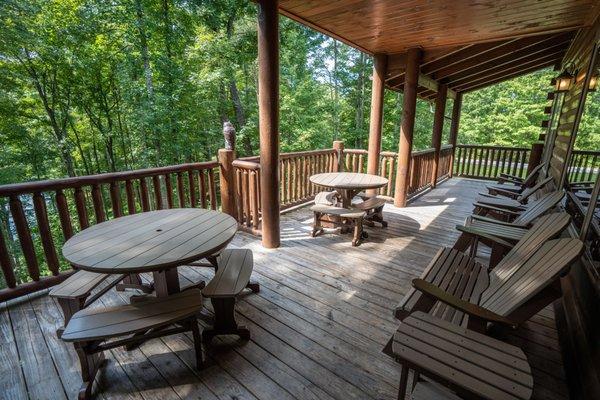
[481, 238, 583, 317]
[518, 176, 553, 202]
[520, 164, 544, 188]
[513, 191, 564, 225]
[492, 213, 571, 281]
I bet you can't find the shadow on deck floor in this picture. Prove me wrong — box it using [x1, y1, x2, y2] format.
[0, 178, 569, 400]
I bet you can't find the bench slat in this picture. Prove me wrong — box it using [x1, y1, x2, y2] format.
[203, 249, 253, 298]
[50, 270, 124, 299]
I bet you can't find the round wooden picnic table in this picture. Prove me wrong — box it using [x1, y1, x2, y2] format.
[62, 208, 238, 297]
[310, 172, 388, 207]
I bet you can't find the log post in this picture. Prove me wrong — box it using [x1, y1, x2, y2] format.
[257, 0, 280, 248]
[527, 141, 545, 175]
[367, 54, 387, 194]
[431, 83, 448, 187]
[218, 121, 237, 217]
[394, 48, 421, 207]
[333, 140, 344, 172]
[448, 92, 463, 178]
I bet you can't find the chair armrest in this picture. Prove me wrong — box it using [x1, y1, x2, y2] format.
[498, 174, 524, 184]
[412, 279, 517, 329]
[455, 226, 515, 249]
[470, 214, 529, 228]
[487, 187, 521, 199]
[473, 202, 522, 216]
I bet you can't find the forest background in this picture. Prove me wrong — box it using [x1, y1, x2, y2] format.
[1, 0, 599, 185]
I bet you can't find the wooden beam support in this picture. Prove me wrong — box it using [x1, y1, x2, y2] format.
[367, 54, 387, 187]
[456, 56, 563, 92]
[431, 84, 448, 187]
[448, 93, 463, 178]
[394, 48, 421, 207]
[421, 40, 514, 75]
[257, 0, 280, 248]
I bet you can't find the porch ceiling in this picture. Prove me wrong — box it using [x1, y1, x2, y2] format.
[279, 0, 600, 95]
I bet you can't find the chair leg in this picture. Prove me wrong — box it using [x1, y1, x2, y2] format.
[311, 212, 324, 237]
[397, 365, 409, 400]
[189, 319, 204, 369]
[74, 341, 104, 400]
[203, 297, 250, 342]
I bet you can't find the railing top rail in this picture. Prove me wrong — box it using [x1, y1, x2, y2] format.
[0, 161, 219, 196]
[381, 151, 397, 157]
[232, 160, 261, 170]
[572, 149, 600, 156]
[280, 148, 336, 159]
[441, 144, 454, 150]
[412, 147, 436, 156]
[457, 144, 529, 151]
[344, 149, 368, 155]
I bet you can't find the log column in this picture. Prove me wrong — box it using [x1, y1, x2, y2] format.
[367, 54, 388, 190]
[431, 83, 448, 187]
[448, 92, 462, 178]
[218, 122, 237, 217]
[257, 0, 280, 248]
[394, 48, 421, 207]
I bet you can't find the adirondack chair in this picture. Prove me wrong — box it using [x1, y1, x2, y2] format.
[394, 238, 583, 332]
[472, 190, 564, 223]
[486, 164, 544, 194]
[454, 213, 570, 267]
[476, 176, 554, 210]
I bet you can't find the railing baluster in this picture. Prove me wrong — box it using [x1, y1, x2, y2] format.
[0, 226, 16, 288]
[55, 189, 73, 240]
[235, 170, 243, 221]
[177, 172, 185, 208]
[198, 171, 207, 209]
[110, 182, 122, 218]
[33, 192, 60, 275]
[164, 174, 173, 208]
[153, 175, 163, 210]
[9, 195, 40, 281]
[125, 180, 136, 214]
[208, 169, 217, 210]
[91, 184, 106, 223]
[188, 170, 197, 207]
[139, 178, 150, 212]
[250, 171, 260, 229]
[74, 187, 89, 229]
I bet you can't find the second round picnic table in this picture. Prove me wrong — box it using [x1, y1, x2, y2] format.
[62, 208, 238, 297]
[309, 172, 389, 207]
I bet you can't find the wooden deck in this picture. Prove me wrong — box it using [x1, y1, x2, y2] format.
[0, 178, 569, 400]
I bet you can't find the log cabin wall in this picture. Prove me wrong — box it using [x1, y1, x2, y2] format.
[551, 15, 600, 400]
[549, 16, 599, 186]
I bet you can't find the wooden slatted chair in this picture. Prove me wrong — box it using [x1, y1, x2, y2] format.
[472, 190, 564, 224]
[201, 248, 257, 342]
[454, 213, 570, 267]
[393, 312, 533, 400]
[61, 289, 204, 400]
[352, 196, 387, 227]
[486, 164, 544, 195]
[476, 176, 554, 210]
[50, 271, 148, 337]
[311, 204, 366, 246]
[394, 238, 583, 332]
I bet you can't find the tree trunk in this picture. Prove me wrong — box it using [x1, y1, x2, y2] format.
[135, 0, 154, 98]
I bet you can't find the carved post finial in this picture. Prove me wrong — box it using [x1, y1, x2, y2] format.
[223, 121, 236, 151]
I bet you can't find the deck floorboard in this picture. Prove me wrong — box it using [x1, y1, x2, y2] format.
[0, 178, 569, 400]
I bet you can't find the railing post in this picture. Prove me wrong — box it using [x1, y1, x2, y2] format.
[394, 47, 421, 207]
[527, 141, 545, 176]
[448, 92, 463, 178]
[431, 84, 448, 187]
[333, 140, 344, 172]
[218, 121, 237, 217]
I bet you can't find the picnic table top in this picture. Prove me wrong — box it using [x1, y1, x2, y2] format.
[310, 172, 388, 190]
[62, 208, 237, 274]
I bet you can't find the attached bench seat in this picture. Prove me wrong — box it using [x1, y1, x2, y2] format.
[310, 204, 366, 246]
[50, 270, 128, 336]
[352, 196, 388, 227]
[202, 248, 257, 342]
[62, 289, 204, 400]
[393, 312, 533, 400]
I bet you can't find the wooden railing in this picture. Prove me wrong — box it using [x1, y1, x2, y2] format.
[568, 149, 600, 183]
[453, 144, 531, 180]
[0, 162, 219, 301]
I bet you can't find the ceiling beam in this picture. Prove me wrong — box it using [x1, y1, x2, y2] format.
[421, 40, 514, 75]
[457, 59, 560, 92]
[439, 32, 573, 82]
[448, 49, 567, 88]
[431, 33, 561, 80]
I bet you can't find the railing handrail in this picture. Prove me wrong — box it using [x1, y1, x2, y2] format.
[572, 149, 600, 156]
[232, 160, 261, 170]
[412, 147, 436, 156]
[0, 161, 219, 196]
[457, 144, 529, 151]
